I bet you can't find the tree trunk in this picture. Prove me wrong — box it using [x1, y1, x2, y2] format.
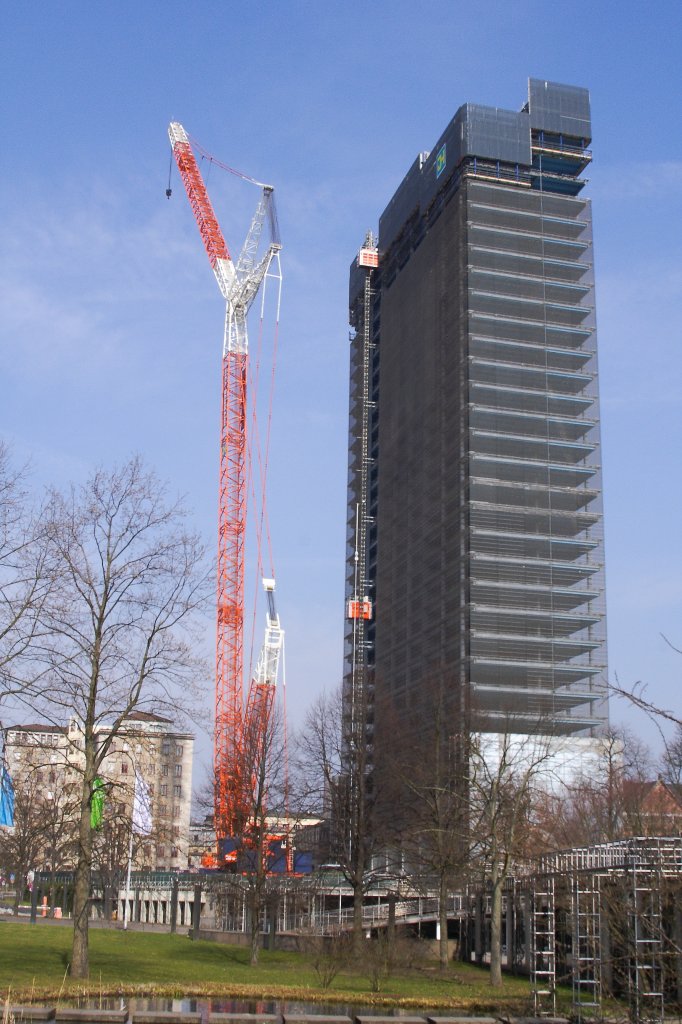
[249, 886, 260, 965]
[439, 873, 449, 971]
[12, 869, 22, 916]
[70, 793, 93, 978]
[489, 871, 503, 987]
[352, 881, 364, 954]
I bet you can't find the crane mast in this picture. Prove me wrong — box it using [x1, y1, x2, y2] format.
[168, 122, 282, 847]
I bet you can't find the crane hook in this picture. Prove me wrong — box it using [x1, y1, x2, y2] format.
[166, 149, 173, 199]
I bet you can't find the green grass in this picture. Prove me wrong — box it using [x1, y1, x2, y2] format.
[0, 921, 572, 1014]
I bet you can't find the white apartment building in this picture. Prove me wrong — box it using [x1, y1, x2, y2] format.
[4, 711, 194, 871]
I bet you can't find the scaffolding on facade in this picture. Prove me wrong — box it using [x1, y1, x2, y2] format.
[509, 837, 682, 1024]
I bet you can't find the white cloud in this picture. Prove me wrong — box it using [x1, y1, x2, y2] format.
[0, 181, 207, 379]
[591, 160, 682, 202]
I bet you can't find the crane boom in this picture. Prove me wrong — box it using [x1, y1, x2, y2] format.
[168, 121, 282, 848]
[168, 123, 236, 299]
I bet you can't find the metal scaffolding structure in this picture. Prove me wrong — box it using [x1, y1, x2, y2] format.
[530, 874, 557, 1016]
[512, 837, 682, 1024]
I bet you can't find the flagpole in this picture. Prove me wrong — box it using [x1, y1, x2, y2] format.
[123, 826, 134, 930]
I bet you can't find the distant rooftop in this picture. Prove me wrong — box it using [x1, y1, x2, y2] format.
[7, 723, 67, 734]
[123, 710, 173, 724]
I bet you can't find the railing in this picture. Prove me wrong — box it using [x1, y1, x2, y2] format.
[306, 893, 465, 934]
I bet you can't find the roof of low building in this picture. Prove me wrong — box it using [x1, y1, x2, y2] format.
[6, 724, 67, 734]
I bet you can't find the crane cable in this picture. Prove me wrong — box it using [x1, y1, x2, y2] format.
[189, 133, 273, 190]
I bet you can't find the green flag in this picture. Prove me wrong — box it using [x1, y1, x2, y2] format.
[90, 777, 105, 830]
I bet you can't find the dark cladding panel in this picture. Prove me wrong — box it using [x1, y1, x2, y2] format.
[464, 104, 531, 164]
[349, 254, 366, 311]
[378, 153, 427, 252]
[419, 103, 467, 206]
[528, 78, 591, 141]
[373, 188, 470, 736]
[422, 105, 531, 225]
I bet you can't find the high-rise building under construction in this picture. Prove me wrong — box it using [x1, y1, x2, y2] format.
[344, 79, 608, 764]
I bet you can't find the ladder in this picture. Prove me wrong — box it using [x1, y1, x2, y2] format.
[530, 876, 557, 1016]
[572, 871, 602, 1021]
[629, 849, 664, 1024]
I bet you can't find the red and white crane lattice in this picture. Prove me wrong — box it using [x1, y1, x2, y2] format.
[168, 122, 284, 853]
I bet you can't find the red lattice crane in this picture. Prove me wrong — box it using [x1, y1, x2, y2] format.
[168, 122, 282, 847]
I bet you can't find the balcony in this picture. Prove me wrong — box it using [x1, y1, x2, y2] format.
[470, 551, 601, 586]
[471, 314, 595, 353]
[470, 404, 596, 440]
[471, 382, 593, 417]
[470, 604, 602, 637]
[469, 244, 592, 283]
[471, 428, 596, 464]
[470, 527, 598, 561]
[470, 501, 601, 536]
[470, 452, 598, 487]
[470, 579, 600, 611]
[472, 683, 600, 713]
[470, 630, 601, 661]
[470, 657, 603, 684]
[469, 357, 593, 394]
[469, 478, 600, 512]
[469, 267, 592, 305]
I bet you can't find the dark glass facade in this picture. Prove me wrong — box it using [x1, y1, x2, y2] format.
[344, 79, 608, 755]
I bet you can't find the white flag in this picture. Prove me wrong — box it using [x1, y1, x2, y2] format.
[132, 770, 153, 835]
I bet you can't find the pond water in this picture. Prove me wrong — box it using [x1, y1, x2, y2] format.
[65, 997, 444, 1019]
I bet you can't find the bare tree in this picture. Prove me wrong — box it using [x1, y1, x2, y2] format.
[611, 661, 682, 731]
[535, 727, 653, 848]
[469, 729, 555, 987]
[0, 442, 52, 699]
[39, 780, 80, 910]
[296, 686, 382, 952]
[389, 683, 469, 971]
[0, 770, 78, 913]
[23, 457, 210, 979]
[236, 696, 287, 965]
[660, 723, 682, 785]
[611, 663, 682, 789]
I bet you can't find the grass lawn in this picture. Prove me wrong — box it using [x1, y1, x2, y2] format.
[0, 921, 574, 1014]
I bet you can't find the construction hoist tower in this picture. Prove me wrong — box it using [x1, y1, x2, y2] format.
[168, 122, 283, 847]
[345, 233, 379, 770]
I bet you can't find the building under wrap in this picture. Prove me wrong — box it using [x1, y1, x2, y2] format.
[344, 79, 608, 776]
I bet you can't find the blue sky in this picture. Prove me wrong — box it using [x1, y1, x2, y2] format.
[1, 1, 681, 775]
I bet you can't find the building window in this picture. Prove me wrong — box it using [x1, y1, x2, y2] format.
[175, 745, 183, 758]
[149, 783, 154, 796]
[174, 764, 182, 777]
[49, 771, 56, 784]
[121, 763, 128, 774]
[161, 764, 168, 777]
[159, 803, 167, 816]
[160, 784, 167, 797]
[157, 845, 165, 857]
[171, 847, 178, 859]
[161, 742, 170, 755]
[173, 785, 182, 798]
